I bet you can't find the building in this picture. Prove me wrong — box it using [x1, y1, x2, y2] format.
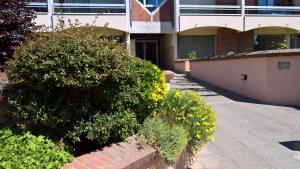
[28, 0, 300, 70]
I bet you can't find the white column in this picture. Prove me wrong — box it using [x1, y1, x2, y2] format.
[126, 0, 131, 32]
[174, 0, 180, 32]
[172, 33, 178, 70]
[172, 0, 179, 70]
[47, 0, 54, 31]
[125, 33, 131, 54]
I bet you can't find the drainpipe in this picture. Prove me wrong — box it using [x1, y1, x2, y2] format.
[47, 0, 54, 31]
[242, 0, 245, 32]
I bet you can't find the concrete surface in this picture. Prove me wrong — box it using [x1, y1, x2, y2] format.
[171, 74, 300, 169]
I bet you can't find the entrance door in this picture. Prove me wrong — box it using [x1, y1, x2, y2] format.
[135, 40, 159, 65]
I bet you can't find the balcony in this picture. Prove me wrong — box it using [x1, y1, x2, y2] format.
[178, 2, 243, 32]
[28, 0, 129, 32]
[178, 0, 300, 32]
[244, 5, 300, 31]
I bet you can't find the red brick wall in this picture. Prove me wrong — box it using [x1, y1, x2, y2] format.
[246, 0, 257, 5]
[239, 30, 254, 53]
[216, 0, 238, 5]
[216, 28, 254, 55]
[63, 137, 192, 169]
[131, 0, 151, 21]
[153, 0, 174, 22]
[216, 0, 257, 5]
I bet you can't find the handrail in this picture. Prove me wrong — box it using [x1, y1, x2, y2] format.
[246, 5, 300, 10]
[180, 5, 241, 9]
[28, 2, 48, 13]
[179, 5, 242, 15]
[245, 5, 300, 15]
[53, 3, 126, 9]
[28, 2, 48, 6]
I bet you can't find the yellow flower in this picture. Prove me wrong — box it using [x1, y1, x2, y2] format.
[187, 114, 193, 118]
[194, 122, 200, 126]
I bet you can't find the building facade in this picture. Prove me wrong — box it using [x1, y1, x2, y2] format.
[29, 0, 300, 70]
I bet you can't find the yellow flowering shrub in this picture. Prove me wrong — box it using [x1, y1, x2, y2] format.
[136, 60, 167, 121]
[159, 90, 216, 152]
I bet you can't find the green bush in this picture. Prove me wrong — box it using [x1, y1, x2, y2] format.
[138, 117, 188, 164]
[7, 25, 166, 145]
[187, 50, 197, 59]
[0, 128, 73, 169]
[159, 90, 216, 152]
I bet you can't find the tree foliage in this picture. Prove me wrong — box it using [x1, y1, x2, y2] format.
[0, 0, 36, 68]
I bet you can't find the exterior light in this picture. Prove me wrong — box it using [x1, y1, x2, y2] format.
[241, 74, 247, 80]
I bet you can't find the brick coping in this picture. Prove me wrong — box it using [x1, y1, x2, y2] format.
[63, 137, 193, 169]
[175, 49, 300, 63]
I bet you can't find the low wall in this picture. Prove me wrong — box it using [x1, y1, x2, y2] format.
[174, 60, 190, 74]
[189, 50, 300, 107]
[63, 137, 192, 169]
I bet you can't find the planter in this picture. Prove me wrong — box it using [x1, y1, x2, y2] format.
[163, 70, 175, 83]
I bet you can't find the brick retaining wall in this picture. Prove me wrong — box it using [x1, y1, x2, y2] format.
[63, 138, 192, 169]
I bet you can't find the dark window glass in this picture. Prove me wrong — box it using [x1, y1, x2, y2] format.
[178, 35, 215, 59]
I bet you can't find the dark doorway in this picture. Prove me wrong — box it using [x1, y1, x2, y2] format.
[135, 40, 159, 65]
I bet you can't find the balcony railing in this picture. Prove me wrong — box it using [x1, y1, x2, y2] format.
[28, 1, 126, 14]
[28, 1, 48, 13]
[179, 5, 242, 15]
[245, 6, 300, 16]
[53, 3, 126, 14]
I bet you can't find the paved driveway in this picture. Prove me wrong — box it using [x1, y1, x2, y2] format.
[171, 74, 300, 169]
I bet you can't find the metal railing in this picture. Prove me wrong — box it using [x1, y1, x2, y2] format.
[28, 2, 48, 13]
[28, 1, 126, 14]
[53, 3, 126, 14]
[245, 6, 300, 16]
[179, 5, 242, 15]
[179, 4, 300, 16]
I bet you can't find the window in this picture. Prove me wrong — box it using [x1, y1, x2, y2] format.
[138, 0, 164, 11]
[290, 34, 300, 49]
[254, 35, 286, 51]
[178, 35, 215, 59]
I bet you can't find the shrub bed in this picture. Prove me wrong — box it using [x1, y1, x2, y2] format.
[159, 90, 216, 151]
[138, 117, 188, 164]
[0, 128, 73, 169]
[7, 26, 166, 146]
[139, 90, 216, 163]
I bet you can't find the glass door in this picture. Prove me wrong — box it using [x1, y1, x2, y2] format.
[135, 40, 158, 65]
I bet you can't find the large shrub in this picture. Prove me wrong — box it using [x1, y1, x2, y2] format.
[7, 26, 166, 145]
[159, 90, 216, 152]
[0, 128, 73, 169]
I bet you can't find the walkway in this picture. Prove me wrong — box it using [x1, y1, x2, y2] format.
[171, 74, 300, 169]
